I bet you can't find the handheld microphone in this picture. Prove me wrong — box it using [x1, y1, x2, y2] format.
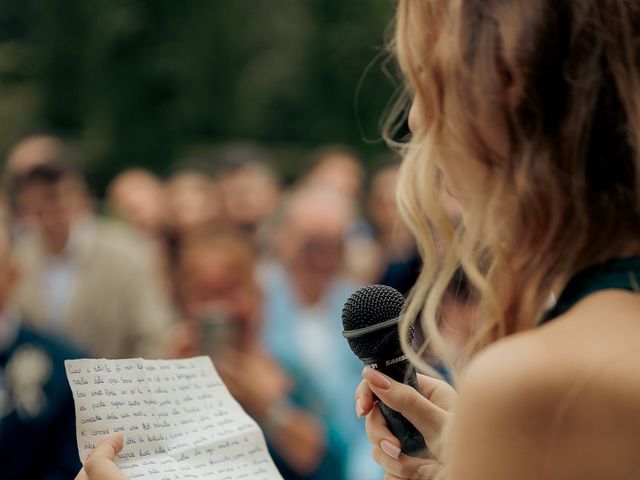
[341, 284, 426, 455]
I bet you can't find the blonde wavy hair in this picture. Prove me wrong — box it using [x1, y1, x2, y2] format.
[390, 0, 640, 382]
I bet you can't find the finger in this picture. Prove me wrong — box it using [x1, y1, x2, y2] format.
[383, 473, 405, 480]
[363, 368, 446, 441]
[372, 447, 439, 480]
[415, 373, 449, 398]
[87, 433, 123, 460]
[83, 433, 126, 480]
[75, 468, 89, 480]
[355, 379, 375, 418]
[414, 462, 440, 480]
[365, 403, 401, 456]
[383, 471, 438, 480]
[416, 373, 457, 411]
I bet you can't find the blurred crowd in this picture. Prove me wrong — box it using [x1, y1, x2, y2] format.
[0, 133, 430, 480]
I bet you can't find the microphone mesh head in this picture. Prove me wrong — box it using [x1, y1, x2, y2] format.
[341, 284, 413, 361]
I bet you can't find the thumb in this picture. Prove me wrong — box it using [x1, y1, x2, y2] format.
[363, 367, 447, 442]
[89, 433, 124, 460]
[83, 433, 126, 480]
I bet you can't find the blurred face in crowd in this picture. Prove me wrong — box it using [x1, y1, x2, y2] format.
[368, 165, 401, 236]
[7, 136, 90, 222]
[178, 237, 261, 347]
[166, 171, 223, 236]
[19, 179, 76, 254]
[279, 188, 353, 278]
[218, 165, 281, 232]
[305, 153, 364, 199]
[6, 135, 66, 180]
[108, 169, 168, 235]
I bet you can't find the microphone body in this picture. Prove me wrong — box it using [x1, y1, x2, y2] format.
[368, 356, 426, 455]
[342, 285, 427, 456]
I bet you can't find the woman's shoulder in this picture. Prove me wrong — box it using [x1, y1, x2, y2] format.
[448, 289, 640, 479]
[456, 324, 569, 427]
[465, 289, 640, 383]
[459, 290, 640, 410]
[449, 332, 568, 478]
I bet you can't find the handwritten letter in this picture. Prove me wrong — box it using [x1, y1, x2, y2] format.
[65, 356, 283, 480]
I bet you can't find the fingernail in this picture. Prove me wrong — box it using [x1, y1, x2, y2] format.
[379, 439, 401, 460]
[363, 368, 391, 390]
[417, 464, 438, 478]
[356, 398, 364, 418]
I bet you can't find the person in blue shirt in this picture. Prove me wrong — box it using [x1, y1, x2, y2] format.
[260, 186, 381, 480]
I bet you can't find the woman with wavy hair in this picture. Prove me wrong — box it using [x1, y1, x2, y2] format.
[77, 1, 640, 479]
[354, 0, 640, 479]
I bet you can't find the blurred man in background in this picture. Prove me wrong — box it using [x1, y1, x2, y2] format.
[167, 226, 345, 480]
[302, 145, 364, 201]
[166, 169, 224, 239]
[107, 168, 170, 239]
[214, 143, 282, 240]
[5, 134, 90, 234]
[302, 145, 382, 285]
[367, 160, 414, 266]
[261, 186, 381, 480]
[106, 168, 174, 296]
[10, 158, 173, 358]
[4, 134, 69, 186]
[0, 224, 82, 480]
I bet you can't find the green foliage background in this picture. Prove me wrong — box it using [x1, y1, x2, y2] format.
[0, 0, 398, 193]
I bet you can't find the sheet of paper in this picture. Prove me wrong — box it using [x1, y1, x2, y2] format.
[65, 356, 283, 480]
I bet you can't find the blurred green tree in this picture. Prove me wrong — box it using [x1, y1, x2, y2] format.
[0, 0, 397, 193]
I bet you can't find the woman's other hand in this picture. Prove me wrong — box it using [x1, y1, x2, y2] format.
[75, 434, 126, 480]
[355, 369, 457, 479]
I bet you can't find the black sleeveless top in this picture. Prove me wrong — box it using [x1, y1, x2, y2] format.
[541, 256, 640, 324]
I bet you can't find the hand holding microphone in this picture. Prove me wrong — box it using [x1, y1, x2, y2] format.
[342, 285, 456, 477]
[357, 368, 456, 478]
